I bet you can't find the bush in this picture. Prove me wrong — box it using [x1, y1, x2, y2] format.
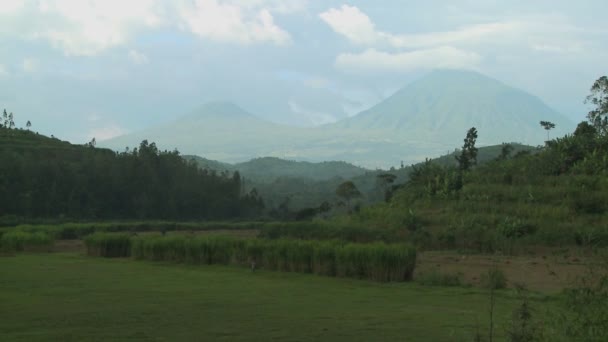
[481, 267, 507, 290]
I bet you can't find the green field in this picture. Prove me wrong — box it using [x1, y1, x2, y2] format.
[0, 253, 554, 341]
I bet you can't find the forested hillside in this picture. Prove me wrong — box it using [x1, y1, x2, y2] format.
[337, 117, 608, 250]
[0, 121, 263, 221]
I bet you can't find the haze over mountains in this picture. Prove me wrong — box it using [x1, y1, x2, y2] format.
[102, 70, 574, 168]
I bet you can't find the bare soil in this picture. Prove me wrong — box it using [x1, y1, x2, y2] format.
[415, 250, 595, 293]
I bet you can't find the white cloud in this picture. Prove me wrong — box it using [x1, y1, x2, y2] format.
[319, 5, 377, 45]
[335, 47, 482, 73]
[320, 5, 521, 49]
[319, 5, 601, 55]
[0, 0, 297, 56]
[178, 0, 291, 45]
[128, 49, 148, 65]
[22, 58, 38, 72]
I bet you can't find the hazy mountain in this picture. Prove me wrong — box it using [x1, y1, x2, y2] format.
[184, 155, 368, 183]
[333, 70, 573, 145]
[102, 70, 575, 168]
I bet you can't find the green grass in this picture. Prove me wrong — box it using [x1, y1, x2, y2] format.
[0, 253, 555, 341]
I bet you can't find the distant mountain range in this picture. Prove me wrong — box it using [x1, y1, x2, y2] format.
[102, 70, 574, 168]
[184, 156, 368, 183]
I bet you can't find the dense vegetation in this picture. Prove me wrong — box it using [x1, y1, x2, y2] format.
[0, 125, 264, 221]
[84, 233, 417, 282]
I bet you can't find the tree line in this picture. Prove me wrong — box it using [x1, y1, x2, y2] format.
[0, 120, 264, 221]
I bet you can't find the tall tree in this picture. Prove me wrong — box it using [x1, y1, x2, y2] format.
[456, 127, 478, 171]
[26, 120, 32, 130]
[377, 173, 397, 202]
[539, 121, 556, 140]
[8, 112, 15, 129]
[336, 181, 361, 212]
[586, 76, 608, 134]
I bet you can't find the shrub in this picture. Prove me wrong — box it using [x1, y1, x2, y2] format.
[481, 267, 507, 290]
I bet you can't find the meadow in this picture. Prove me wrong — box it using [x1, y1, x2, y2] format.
[0, 252, 553, 342]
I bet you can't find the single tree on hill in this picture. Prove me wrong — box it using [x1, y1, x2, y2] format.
[456, 127, 478, 171]
[336, 181, 361, 213]
[26, 120, 31, 130]
[539, 121, 556, 140]
[586, 76, 608, 135]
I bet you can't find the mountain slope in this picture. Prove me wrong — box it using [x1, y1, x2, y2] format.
[333, 70, 573, 145]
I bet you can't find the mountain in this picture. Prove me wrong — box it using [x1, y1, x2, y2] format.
[102, 70, 575, 168]
[332, 69, 573, 145]
[105, 102, 301, 162]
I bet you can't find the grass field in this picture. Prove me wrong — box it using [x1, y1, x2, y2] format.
[0, 253, 556, 341]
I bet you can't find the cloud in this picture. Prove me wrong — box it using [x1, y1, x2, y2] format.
[22, 58, 38, 72]
[128, 49, 148, 65]
[319, 5, 377, 45]
[335, 47, 482, 73]
[178, 0, 291, 45]
[0, 0, 296, 56]
[320, 5, 522, 49]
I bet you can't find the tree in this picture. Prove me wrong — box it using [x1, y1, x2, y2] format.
[8, 112, 14, 129]
[498, 143, 514, 161]
[586, 75, 608, 134]
[26, 120, 32, 130]
[2, 109, 7, 128]
[336, 181, 361, 212]
[376, 173, 397, 202]
[539, 121, 556, 140]
[456, 127, 478, 171]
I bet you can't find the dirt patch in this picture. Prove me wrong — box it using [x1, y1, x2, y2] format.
[415, 250, 594, 293]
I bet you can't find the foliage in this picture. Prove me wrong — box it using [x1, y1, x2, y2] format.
[556, 261, 608, 341]
[0, 127, 264, 220]
[103, 233, 418, 282]
[0, 231, 53, 252]
[586, 75, 608, 134]
[456, 127, 478, 171]
[506, 285, 544, 342]
[84, 233, 132, 257]
[539, 121, 556, 140]
[481, 267, 508, 290]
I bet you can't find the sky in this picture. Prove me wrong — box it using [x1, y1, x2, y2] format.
[0, 0, 606, 143]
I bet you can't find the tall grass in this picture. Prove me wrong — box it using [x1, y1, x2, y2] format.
[84, 233, 132, 257]
[93, 233, 417, 282]
[0, 231, 53, 252]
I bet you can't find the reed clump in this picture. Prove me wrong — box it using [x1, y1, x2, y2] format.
[108, 233, 417, 282]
